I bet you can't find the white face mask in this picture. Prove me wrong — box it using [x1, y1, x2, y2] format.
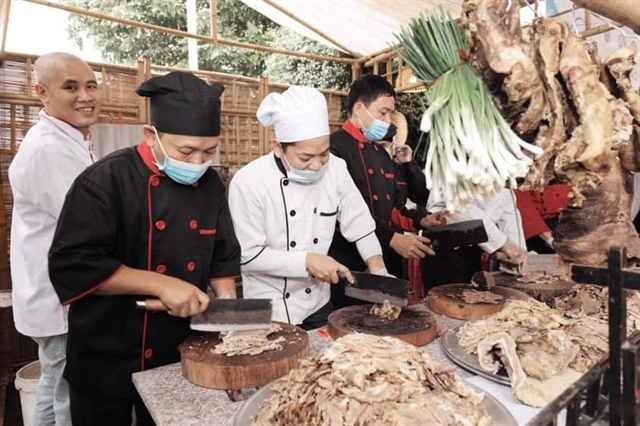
[279, 147, 327, 184]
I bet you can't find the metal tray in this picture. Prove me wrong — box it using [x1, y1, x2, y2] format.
[441, 325, 511, 386]
[232, 378, 517, 425]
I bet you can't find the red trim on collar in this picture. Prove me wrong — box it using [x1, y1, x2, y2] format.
[343, 119, 366, 143]
[137, 141, 164, 175]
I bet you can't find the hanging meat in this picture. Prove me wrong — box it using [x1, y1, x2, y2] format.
[462, 0, 640, 273]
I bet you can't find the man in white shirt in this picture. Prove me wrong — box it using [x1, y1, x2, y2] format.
[423, 188, 527, 287]
[9, 52, 102, 426]
[229, 86, 387, 329]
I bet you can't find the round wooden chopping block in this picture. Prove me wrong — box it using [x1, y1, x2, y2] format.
[428, 284, 531, 320]
[492, 273, 576, 303]
[327, 305, 439, 346]
[179, 322, 309, 390]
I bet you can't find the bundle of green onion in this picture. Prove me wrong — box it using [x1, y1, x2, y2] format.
[394, 8, 542, 212]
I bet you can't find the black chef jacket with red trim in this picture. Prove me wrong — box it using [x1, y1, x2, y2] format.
[49, 142, 241, 398]
[395, 160, 428, 207]
[329, 120, 425, 276]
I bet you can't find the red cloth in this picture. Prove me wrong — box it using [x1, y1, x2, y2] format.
[515, 185, 571, 239]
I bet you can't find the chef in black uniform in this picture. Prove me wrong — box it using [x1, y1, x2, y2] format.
[48, 71, 241, 426]
[329, 75, 441, 308]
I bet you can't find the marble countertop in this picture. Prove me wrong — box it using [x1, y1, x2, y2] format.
[132, 304, 480, 426]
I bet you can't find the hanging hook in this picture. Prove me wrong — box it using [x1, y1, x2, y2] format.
[571, 4, 582, 35]
[588, 11, 640, 64]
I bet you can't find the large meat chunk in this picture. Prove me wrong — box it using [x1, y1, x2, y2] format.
[463, 0, 544, 134]
[553, 156, 640, 266]
[521, 19, 569, 190]
[557, 34, 613, 172]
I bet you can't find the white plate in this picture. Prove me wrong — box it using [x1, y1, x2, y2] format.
[441, 325, 511, 386]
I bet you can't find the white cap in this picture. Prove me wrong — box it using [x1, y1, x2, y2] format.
[256, 86, 330, 143]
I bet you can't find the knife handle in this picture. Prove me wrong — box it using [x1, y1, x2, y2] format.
[136, 298, 168, 311]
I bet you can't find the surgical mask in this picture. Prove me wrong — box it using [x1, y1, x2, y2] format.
[279, 147, 326, 184]
[151, 127, 212, 185]
[360, 108, 390, 141]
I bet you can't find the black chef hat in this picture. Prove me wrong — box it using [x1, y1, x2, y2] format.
[136, 71, 225, 137]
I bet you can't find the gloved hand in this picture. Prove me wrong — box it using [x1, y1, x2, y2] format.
[370, 267, 396, 278]
[395, 145, 413, 164]
[217, 292, 236, 299]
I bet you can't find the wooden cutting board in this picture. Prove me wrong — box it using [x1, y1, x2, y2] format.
[492, 272, 576, 303]
[179, 322, 308, 390]
[327, 305, 439, 346]
[428, 284, 531, 320]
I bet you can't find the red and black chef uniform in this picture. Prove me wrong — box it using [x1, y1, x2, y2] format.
[394, 158, 429, 214]
[329, 120, 426, 307]
[48, 143, 241, 424]
[515, 184, 570, 253]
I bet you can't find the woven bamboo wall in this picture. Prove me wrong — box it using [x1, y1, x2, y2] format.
[0, 52, 347, 364]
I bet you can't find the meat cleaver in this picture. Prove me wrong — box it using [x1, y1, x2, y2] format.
[420, 219, 488, 251]
[136, 298, 273, 332]
[344, 272, 410, 307]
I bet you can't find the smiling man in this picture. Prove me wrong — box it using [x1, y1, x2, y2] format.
[229, 86, 386, 329]
[9, 52, 102, 426]
[47, 71, 240, 426]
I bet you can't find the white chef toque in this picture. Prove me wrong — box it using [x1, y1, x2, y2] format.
[256, 86, 330, 143]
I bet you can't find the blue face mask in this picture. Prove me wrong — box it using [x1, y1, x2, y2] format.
[360, 108, 390, 141]
[280, 147, 327, 184]
[152, 128, 212, 185]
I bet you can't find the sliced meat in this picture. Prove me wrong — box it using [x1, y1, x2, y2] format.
[370, 300, 402, 320]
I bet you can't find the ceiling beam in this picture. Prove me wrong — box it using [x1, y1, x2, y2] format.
[23, 0, 355, 64]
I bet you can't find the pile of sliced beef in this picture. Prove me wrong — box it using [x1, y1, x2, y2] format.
[458, 290, 640, 407]
[252, 334, 494, 426]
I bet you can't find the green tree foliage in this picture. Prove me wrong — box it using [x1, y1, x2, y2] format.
[263, 27, 351, 91]
[64, 0, 351, 89]
[65, 0, 274, 77]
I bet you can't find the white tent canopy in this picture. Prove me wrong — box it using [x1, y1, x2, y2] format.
[240, 0, 463, 57]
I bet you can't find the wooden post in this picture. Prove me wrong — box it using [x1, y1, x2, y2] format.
[136, 60, 148, 124]
[26, 58, 33, 98]
[22, 0, 354, 64]
[258, 77, 268, 156]
[351, 63, 361, 82]
[209, 0, 217, 42]
[0, 105, 14, 425]
[572, 0, 640, 35]
[0, 0, 11, 59]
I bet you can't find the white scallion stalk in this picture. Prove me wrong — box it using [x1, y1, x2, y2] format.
[395, 8, 544, 211]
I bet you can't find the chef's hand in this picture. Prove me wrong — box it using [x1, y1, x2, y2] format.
[157, 277, 210, 318]
[371, 267, 396, 278]
[495, 240, 527, 265]
[395, 145, 412, 164]
[390, 233, 435, 259]
[306, 253, 354, 284]
[419, 211, 446, 229]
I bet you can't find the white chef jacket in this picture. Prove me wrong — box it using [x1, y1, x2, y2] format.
[9, 111, 97, 337]
[228, 153, 382, 325]
[427, 188, 526, 253]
